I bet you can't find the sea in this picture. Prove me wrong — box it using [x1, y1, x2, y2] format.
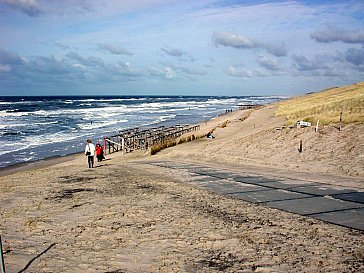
[0, 95, 284, 168]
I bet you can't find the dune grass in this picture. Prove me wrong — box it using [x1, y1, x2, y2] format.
[150, 133, 207, 155]
[219, 120, 229, 128]
[275, 82, 364, 125]
[151, 140, 177, 155]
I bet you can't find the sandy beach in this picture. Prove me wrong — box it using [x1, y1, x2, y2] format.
[1, 104, 363, 272]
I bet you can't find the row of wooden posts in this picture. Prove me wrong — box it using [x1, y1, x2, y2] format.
[103, 124, 200, 155]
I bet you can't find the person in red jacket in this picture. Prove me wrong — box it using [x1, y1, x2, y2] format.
[95, 143, 105, 162]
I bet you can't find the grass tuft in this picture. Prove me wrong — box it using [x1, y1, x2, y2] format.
[150, 140, 176, 155]
[239, 110, 253, 122]
[151, 133, 206, 155]
[219, 120, 229, 128]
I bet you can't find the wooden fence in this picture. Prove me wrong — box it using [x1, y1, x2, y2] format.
[103, 124, 200, 155]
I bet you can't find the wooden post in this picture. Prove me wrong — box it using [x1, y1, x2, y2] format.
[0, 235, 6, 273]
[315, 120, 319, 133]
[299, 140, 303, 153]
[121, 137, 125, 154]
[339, 112, 343, 131]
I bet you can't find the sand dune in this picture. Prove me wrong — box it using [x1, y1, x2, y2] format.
[155, 104, 364, 179]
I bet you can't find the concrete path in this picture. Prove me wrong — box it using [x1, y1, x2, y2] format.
[142, 161, 364, 231]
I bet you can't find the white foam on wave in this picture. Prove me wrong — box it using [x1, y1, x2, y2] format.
[146, 106, 202, 113]
[72, 98, 148, 103]
[0, 130, 85, 156]
[0, 142, 32, 156]
[136, 98, 239, 110]
[78, 119, 128, 130]
[33, 105, 129, 117]
[25, 132, 81, 148]
[146, 114, 177, 126]
[0, 100, 35, 105]
[0, 110, 30, 117]
[0, 120, 59, 130]
[205, 98, 238, 105]
[17, 155, 36, 163]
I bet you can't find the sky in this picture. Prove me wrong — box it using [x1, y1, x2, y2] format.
[0, 0, 363, 96]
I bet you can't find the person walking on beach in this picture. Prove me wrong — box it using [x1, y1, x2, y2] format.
[85, 139, 96, 168]
[95, 143, 104, 162]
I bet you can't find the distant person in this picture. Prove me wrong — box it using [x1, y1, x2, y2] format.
[207, 131, 215, 139]
[95, 143, 104, 162]
[85, 139, 96, 168]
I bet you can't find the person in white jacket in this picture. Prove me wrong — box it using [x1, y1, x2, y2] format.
[85, 139, 96, 168]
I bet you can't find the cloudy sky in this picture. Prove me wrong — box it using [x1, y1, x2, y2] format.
[0, 0, 363, 96]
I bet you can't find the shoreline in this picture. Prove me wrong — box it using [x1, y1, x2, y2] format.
[0, 152, 82, 177]
[0, 107, 241, 177]
[0, 112, 229, 173]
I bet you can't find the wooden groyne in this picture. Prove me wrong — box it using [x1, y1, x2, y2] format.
[238, 104, 260, 110]
[104, 124, 200, 155]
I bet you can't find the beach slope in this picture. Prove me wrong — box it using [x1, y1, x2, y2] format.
[1, 83, 363, 272]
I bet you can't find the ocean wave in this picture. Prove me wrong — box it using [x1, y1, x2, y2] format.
[32, 105, 129, 117]
[0, 142, 32, 156]
[145, 114, 177, 126]
[70, 98, 148, 103]
[0, 132, 81, 155]
[0, 110, 30, 117]
[77, 119, 128, 130]
[16, 155, 36, 163]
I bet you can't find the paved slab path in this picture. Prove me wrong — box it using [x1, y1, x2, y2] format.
[142, 161, 364, 231]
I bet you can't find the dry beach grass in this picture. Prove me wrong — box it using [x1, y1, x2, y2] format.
[275, 82, 364, 125]
[1, 82, 364, 272]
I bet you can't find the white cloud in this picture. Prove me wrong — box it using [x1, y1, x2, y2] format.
[226, 66, 266, 78]
[257, 55, 281, 71]
[291, 51, 364, 77]
[149, 66, 176, 79]
[311, 26, 364, 44]
[114, 62, 143, 77]
[212, 31, 287, 57]
[99, 43, 133, 55]
[292, 55, 328, 72]
[212, 31, 258, 49]
[161, 47, 185, 57]
[265, 43, 287, 57]
[66, 51, 105, 67]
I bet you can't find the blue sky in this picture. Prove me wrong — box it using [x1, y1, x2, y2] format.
[0, 0, 363, 96]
